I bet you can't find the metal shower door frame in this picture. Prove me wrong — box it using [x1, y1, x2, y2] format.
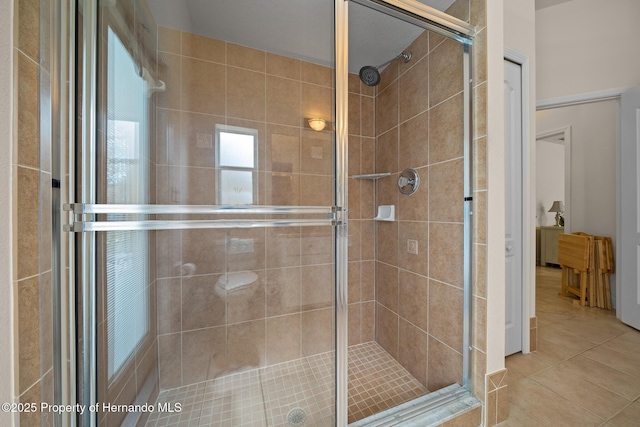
[71, 0, 474, 426]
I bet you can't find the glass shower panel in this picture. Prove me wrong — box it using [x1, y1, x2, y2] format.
[89, 0, 338, 426]
[346, 1, 469, 424]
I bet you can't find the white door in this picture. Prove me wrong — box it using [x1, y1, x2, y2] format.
[619, 86, 640, 330]
[504, 59, 524, 355]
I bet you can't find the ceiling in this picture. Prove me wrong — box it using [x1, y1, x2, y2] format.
[147, 0, 456, 74]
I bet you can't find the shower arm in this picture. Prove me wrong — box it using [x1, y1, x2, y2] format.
[374, 52, 412, 69]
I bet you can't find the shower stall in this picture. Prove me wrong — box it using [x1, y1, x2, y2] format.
[65, 0, 475, 425]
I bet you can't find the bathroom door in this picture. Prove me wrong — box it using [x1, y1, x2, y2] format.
[72, 1, 345, 425]
[619, 85, 640, 330]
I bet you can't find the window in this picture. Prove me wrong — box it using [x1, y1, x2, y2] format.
[216, 125, 258, 205]
[105, 27, 149, 380]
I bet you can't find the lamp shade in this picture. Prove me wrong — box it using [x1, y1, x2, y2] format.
[548, 200, 564, 213]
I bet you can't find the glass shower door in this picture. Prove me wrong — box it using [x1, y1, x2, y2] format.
[72, 0, 343, 425]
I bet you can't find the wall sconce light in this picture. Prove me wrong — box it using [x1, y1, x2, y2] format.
[307, 118, 326, 132]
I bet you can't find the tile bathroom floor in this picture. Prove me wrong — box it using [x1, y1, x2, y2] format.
[498, 266, 640, 427]
[145, 341, 428, 427]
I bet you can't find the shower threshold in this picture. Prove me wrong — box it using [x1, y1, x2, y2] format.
[145, 342, 461, 427]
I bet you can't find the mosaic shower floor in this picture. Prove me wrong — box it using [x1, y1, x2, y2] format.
[145, 341, 428, 427]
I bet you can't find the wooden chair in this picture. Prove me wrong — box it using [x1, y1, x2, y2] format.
[558, 233, 591, 306]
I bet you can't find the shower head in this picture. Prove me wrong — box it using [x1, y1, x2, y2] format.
[358, 51, 412, 87]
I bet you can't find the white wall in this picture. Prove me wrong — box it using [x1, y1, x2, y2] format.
[0, 0, 14, 423]
[502, 0, 537, 355]
[536, 0, 640, 100]
[536, 140, 565, 227]
[536, 100, 618, 241]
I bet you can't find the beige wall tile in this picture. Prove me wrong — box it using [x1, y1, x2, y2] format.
[301, 308, 334, 356]
[301, 83, 333, 125]
[181, 57, 225, 115]
[474, 82, 487, 138]
[179, 112, 225, 168]
[16, 0, 39, 60]
[182, 32, 225, 63]
[376, 221, 398, 266]
[226, 270, 266, 324]
[16, 166, 39, 279]
[361, 137, 375, 174]
[361, 96, 375, 138]
[266, 75, 301, 127]
[266, 267, 301, 316]
[376, 81, 398, 136]
[348, 219, 362, 261]
[266, 52, 300, 80]
[348, 261, 361, 304]
[349, 93, 361, 136]
[158, 26, 181, 54]
[181, 275, 226, 330]
[267, 314, 301, 365]
[17, 276, 41, 394]
[302, 130, 334, 175]
[227, 67, 265, 121]
[398, 319, 427, 386]
[301, 226, 333, 265]
[301, 62, 333, 87]
[429, 280, 464, 352]
[301, 264, 334, 311]
[361, 301, 376, 342]
[158, 333, 182, 389]
[361, 261, 375, 301]
[399, 57, 429, 123]
[17, 52, 40, 169]
[265, 124, 299, 173]
[398, 270, 429, 331]
[361, 220, 375, 260]
[399, 110, 429, 171]
[400, 31, 429, 76]
[429, 159, 464, 223]
[376, 261, 398, 313]
[182, 327, 223, 385]
[227, 43, 265, 72]
[429, 39, 463, 108]
[348, 136, 361, 177]
[227, 229, 266, 272]
[398, 221, 429, 276]
[429, 222, 464, 288]
[377, 129, 398, 174]
[157, 52, 181, 110]
[429, 93, 464, 164]
[227, 320, 265, 370]
[300, 174, 333, 206]
[266, 227, 301, 268]
[349, 304, 362, 346]
[427, 336, 462, 391]
[349, 178, 362, 220]
[181, 229, 226, 275]
[157, 278, 181, 334]
[376, 304, 398, 358]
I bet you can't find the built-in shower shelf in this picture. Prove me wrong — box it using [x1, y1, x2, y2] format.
[352, 172, 391, 180]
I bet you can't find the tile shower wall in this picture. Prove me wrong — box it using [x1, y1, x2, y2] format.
[347, 74, 377, 347]
[155, 28, 336, 389]
[13, 0, 54, 425]
[373, 28, 466, 392]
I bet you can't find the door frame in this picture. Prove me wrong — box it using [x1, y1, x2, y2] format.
[535, 126, 572, 233]
[504, 48, 532, 354]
